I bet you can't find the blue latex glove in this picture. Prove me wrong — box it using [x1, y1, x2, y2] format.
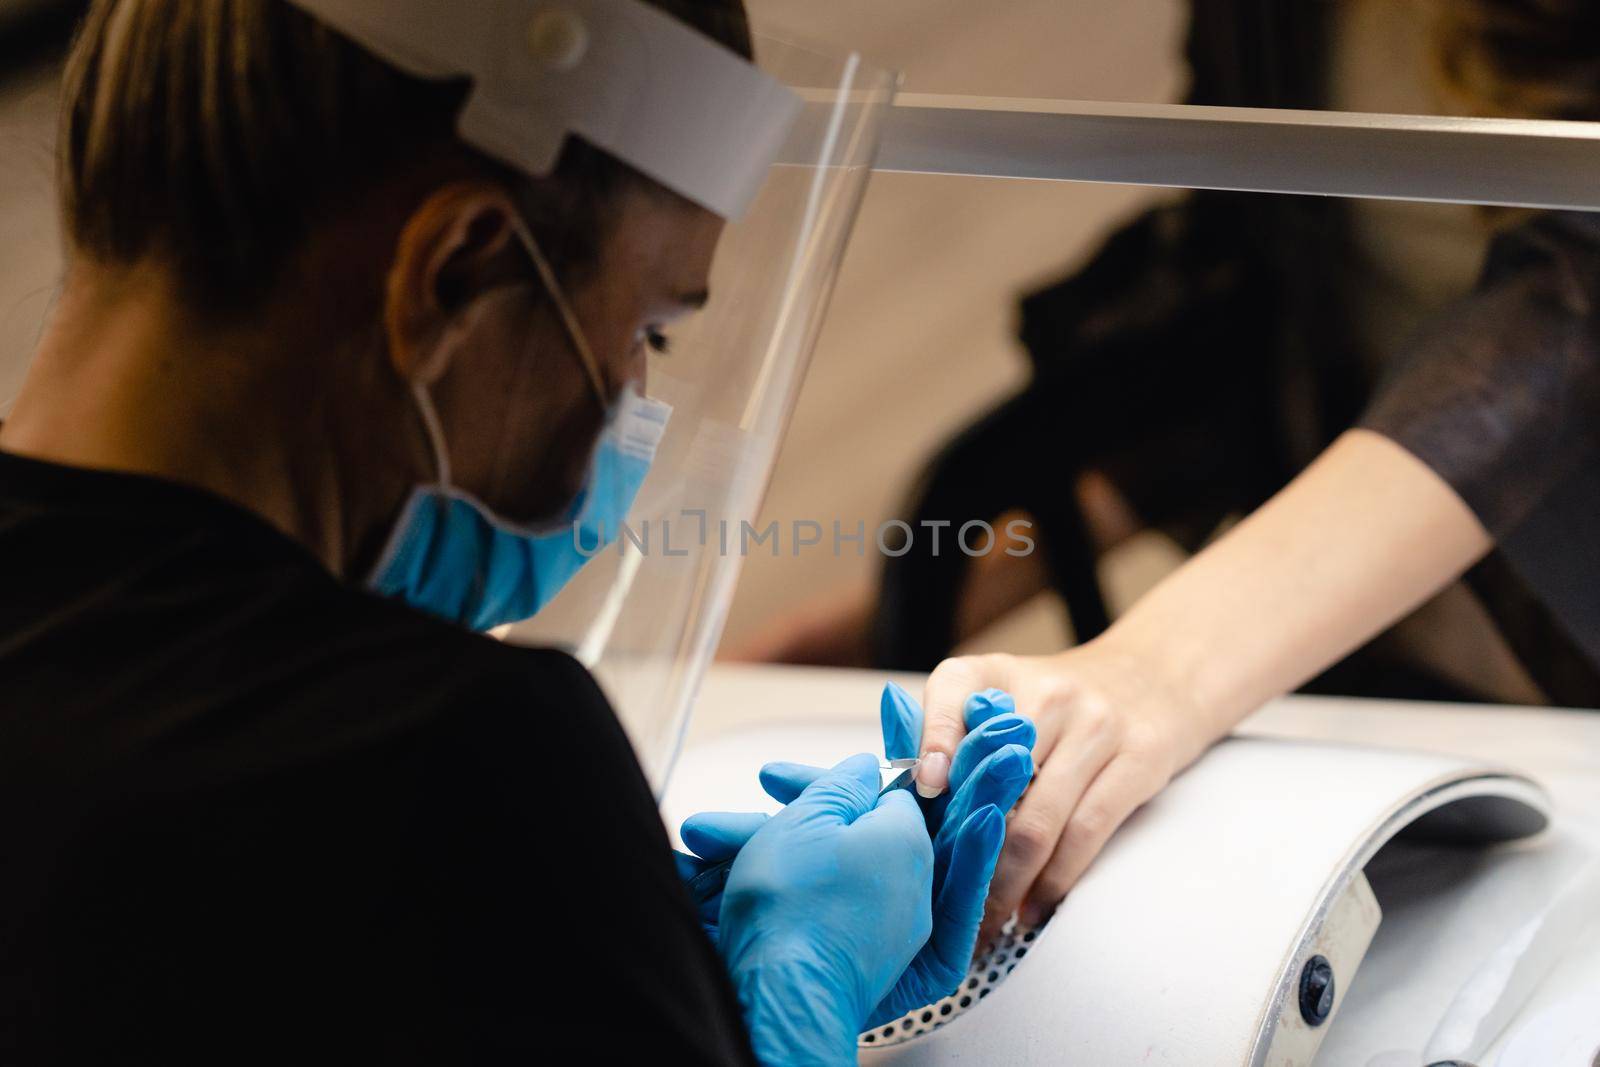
[718, 753, 933, 1067]
[670, 706, 1024, 947]
[675, 812, 769, 942]
[759, 683, 1036, 1028]
[674, 687, 1026, 937]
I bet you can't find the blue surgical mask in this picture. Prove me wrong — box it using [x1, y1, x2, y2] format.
[367, 216, 673, 631]
[369, 382, 672, 631]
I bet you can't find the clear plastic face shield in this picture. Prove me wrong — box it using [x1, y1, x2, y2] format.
[517, 50, 898, 793]
[287, 0, 897, 793]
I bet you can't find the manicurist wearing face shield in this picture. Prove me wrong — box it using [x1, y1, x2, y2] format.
[0, 2, 1027, 1063]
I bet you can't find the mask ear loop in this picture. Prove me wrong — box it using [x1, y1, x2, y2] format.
[408, 216, 596, 496]
[505, 220, 652, 661]
[509, 217, 610, 411]
[365, 383, 456, 591]
[412, 383, 453, 490]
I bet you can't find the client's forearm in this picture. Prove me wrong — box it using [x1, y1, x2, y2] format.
[1102, 429, 1493, 736]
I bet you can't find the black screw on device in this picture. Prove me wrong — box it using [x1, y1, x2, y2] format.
[1298, 955, 1335, 1026]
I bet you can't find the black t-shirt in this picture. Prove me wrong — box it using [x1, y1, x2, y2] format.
[0, 449, 756, 1065]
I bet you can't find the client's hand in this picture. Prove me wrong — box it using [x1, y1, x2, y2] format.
[912, 644, 1212, 947]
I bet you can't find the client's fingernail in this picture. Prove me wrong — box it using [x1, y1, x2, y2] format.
[915, 751, 950, 798]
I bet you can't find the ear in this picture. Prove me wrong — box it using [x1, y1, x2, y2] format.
[383, 181, 528, 388]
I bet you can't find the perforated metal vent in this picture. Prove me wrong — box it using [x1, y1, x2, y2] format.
[858, 921, 1048, 1049]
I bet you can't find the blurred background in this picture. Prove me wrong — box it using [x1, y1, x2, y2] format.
[726, 0, 1190, 657]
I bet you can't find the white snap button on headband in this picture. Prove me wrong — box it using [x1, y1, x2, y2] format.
[526, 8, 589, 71]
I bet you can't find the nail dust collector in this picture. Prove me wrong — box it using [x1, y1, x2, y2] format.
[665, 721, 1551, 1067]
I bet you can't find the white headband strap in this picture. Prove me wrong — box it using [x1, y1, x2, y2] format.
[284, 0, 801, 220]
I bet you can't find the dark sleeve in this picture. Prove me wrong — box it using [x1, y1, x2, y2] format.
[430, 649, 759, 1065]
[1360, 212, 1600, 671]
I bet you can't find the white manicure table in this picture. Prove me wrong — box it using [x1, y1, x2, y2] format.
[663, 664, 1600, 1066]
